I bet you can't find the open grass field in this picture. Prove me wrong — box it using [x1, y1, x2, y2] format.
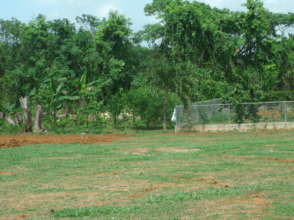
[0, 130, 294, 219]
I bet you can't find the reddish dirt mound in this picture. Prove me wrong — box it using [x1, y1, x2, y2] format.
[0, 134, 129, 149]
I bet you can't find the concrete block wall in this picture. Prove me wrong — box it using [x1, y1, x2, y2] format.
[175, 122, 294, 133]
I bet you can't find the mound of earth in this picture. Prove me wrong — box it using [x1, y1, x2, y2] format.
[0, 134, 128, 149]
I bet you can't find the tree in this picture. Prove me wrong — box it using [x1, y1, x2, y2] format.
[143, 0, 230, 127]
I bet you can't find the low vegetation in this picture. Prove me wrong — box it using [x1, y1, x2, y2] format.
[0, 130, 293, 219]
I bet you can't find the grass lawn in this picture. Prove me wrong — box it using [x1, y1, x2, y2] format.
[0, 130, 294, 219]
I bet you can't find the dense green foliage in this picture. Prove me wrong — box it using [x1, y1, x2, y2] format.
[0, 0, 293, 132]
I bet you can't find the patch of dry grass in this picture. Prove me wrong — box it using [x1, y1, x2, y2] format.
[0, 130, 293, 219]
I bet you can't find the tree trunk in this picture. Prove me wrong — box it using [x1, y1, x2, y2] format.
[113, 114, 117, 128]
[132, 111, 135, 128]
[33, 104, 44, 133]
[19, 96, 32, 132]
[162, 92, 168, 131]
[15, 113, 22, 125]
[6, 116, 16, 126]
[3, 113, 21, 126]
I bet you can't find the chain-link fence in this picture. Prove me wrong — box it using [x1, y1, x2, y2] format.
[175, 101, 294, 129]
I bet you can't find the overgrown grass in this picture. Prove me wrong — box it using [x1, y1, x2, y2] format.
[0, 130, 294, 219]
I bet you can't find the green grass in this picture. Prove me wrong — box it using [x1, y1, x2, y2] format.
[0, 130, 294, 219]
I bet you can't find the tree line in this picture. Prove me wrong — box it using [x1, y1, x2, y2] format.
[0, 0, 293, 132]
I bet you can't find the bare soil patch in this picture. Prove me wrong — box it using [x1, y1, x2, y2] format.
[0, 134, 129, 149]
[217, 154, 294, 163]
[222, 193, 269, 216]
[95, 172, 119, 177]
[0, 214, 31, 220]
[46, 155, 84, 160]
[0, 171, 15, 175]
[196, 177, 230, 188]
[263, 157, 294, 163]
[156, 147, 200, 153]
[126, 148, 150, 155]
[228, 193, 268, 207]
[128, 185, 158, 199]
[125, 147, 200, 155]
[187, 193, 269, 219]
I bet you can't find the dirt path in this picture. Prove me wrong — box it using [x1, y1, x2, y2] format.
[0, 134, 129, 149]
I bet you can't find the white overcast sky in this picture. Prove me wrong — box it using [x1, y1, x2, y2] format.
[1, 0, 293, 31]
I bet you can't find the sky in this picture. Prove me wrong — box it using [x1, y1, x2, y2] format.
[1, 0, 293, 31]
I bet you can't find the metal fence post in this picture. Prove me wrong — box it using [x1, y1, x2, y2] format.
[284, 102, 287, 122]
[228, 104, 231, 123]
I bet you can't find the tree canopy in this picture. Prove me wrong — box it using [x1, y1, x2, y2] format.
[0, 0, 293, 132]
